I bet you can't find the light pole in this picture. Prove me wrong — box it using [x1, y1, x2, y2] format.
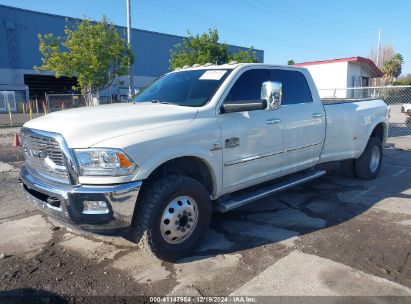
[126, 0, 134, 98]
[376, 28, 381, 67]
[374, 28, 381, 87]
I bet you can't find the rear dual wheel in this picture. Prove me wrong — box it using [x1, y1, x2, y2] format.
[340, 137, 383, 180]
[355, 137, 383, 180]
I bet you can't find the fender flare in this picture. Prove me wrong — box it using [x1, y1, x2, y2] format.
[358, 120, 388, 156]
[134, 146, 221, 197]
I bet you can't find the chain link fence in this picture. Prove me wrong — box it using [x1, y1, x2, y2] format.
[319, 85, 411, 150]
[0, 93, 130, 126]
[45, 93, 126, 112]
[45, 94, 89, 112]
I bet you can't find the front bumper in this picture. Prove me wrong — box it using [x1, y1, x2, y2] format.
[20, 165, 142, 231]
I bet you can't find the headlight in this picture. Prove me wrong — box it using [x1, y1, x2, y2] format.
[74, 148, 137, 176]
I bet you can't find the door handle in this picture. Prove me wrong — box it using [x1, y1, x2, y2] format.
[312, 113, 324, 118]
[266, 118, 281, 124]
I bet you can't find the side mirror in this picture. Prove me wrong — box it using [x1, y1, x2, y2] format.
[222, 99, 267, 113]
[261, 81, 282, 111]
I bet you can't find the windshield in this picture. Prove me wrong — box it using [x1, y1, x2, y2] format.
[132, 69, 232, 107]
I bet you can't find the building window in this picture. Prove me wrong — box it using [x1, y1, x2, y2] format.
[361, 76, 370, 87]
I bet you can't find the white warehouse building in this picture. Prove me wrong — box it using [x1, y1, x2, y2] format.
[294, 57, 383, 98]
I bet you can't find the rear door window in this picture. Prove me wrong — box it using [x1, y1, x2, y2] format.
[270, 70, 313, 105]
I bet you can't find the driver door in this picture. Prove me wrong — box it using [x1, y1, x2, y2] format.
[218, 68, 284, 193]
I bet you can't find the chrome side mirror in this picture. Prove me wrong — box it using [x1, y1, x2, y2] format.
[261, 81, 282, 111]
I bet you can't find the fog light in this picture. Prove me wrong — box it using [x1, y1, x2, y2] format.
[83, 201, 109, 214]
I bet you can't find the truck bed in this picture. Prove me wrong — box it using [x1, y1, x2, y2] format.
[319, 98, 388, 163]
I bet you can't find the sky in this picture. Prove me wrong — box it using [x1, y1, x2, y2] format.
[1, 0, 411, 74]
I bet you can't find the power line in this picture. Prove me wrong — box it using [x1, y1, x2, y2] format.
[240, 0, 372, 38]
[270, 0, 376, 33]
[142, 0, 349, 56]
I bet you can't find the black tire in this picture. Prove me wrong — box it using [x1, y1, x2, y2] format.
[355, 137, 383, 180]
[340, 159, 356, 178]
[131, 175, 212, 261]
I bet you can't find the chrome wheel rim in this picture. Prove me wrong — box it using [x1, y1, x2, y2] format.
[370, 146, 380, 173]
[160, 196, 198, 244]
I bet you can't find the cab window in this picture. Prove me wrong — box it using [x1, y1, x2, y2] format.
[225, 69, 270, 102]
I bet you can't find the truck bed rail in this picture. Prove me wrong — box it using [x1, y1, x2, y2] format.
[321, 98, 381, 105]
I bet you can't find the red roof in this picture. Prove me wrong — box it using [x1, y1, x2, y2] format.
[294, 56, 383, 78]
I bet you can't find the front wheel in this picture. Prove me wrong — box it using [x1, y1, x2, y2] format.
[131, 175, 212, 261]
[355, 137, 383, 180]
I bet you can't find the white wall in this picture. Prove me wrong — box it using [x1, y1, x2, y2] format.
[302, 62, 349, 98]
[347, 63, 372, 87]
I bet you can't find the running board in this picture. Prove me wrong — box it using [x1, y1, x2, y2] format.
[216, 170, 326, 213]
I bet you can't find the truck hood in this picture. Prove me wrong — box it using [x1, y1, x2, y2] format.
[23, 102, 198, 148]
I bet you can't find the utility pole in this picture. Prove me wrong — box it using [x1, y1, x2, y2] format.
[374, 28, 382, 87]
[126, 0, 134, 98]
[376, 28, 381, 67]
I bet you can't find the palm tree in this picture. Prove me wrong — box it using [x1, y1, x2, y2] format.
[392, 54, 404, 79]
[381, 53, 404, 84]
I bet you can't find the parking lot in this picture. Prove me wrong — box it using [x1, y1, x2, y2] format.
[0, 127, 410, 300]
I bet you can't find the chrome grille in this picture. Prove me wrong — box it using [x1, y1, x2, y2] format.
[21, 129, 69, 183]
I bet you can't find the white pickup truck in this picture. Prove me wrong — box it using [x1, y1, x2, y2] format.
[20, 63, 389, 260]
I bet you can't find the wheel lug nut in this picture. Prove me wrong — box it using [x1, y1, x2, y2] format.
[189, 218, 193, 222]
